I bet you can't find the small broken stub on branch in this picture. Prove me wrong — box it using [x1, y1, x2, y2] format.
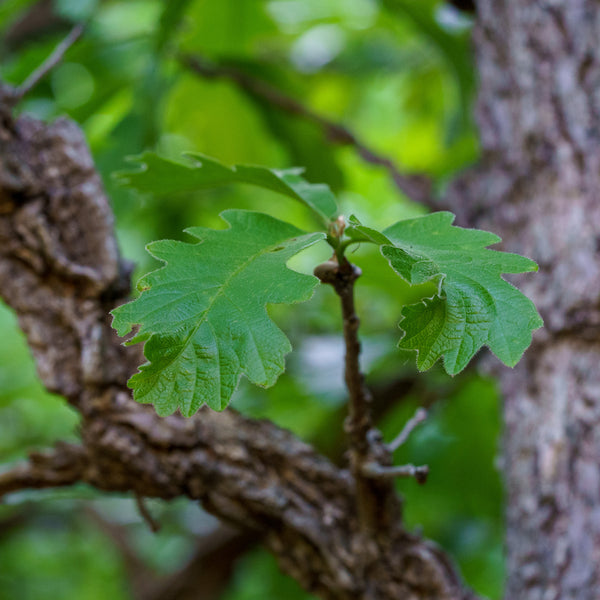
[313, 259, 339, 284]
[314, 258, 361, 288]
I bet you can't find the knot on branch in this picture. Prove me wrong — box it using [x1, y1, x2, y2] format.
[313, 259, 361, 291]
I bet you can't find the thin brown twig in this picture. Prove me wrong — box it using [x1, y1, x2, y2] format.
[0, 443, 86, 499]
[3, 0, 71, 51]
[388, 407, 428, 452]
[134, 492, 161, 533]
[180, 54, 435, 209]
[362, 462, 429, 485]
[315, 257, 399, 535]
[14, 23, 84, 101]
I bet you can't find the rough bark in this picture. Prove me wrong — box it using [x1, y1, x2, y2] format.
[5, 1, 599, 597]
[447, 2, 600, 598]
[0, 106, 475, 598]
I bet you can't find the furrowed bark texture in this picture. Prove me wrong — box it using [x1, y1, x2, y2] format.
[0, 107, 475, 599]
[448, 2, 600, 598]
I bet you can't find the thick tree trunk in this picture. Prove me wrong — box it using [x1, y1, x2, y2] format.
[449, 2, 600, 598]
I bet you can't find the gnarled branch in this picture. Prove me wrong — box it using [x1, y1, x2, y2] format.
[0, 443, 86, 497]
[0, 98, 475, 599]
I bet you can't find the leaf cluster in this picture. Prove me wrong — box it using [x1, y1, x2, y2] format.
[112, 153, 542, 416]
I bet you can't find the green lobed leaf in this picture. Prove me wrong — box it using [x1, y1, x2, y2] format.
[111, 210, 325, 416]
[345, 214, 392, 245]
[116, 152, 339, 225]
[379, 212, 543, 375]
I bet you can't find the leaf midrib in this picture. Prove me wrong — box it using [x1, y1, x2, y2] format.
[147, 237, 299, 379]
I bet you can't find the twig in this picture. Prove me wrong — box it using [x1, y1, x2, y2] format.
[334, 262, 377, 530]
[0, 443, 86, 499]
[387, 407, 428, 452]
[14, 23, 84, 101]
[134, 492, 161, 533]
[362, 462, 429, 485]
[180, 54, 435, 209]
[316, 257, 398, 535]
[3, 0, 71, 52]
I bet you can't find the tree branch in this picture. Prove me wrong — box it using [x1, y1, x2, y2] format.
[362, 462, 429, 485]
[388, 407, 428, 452]
[134, 492, 161, 533]
[13, 23, 84, 102]
[2, 0, 72, 52]
[0, 96, 477, 599]
[0, 443, 86, 498]
[321, 258, 399, 536]
[180, 54, 436, 209]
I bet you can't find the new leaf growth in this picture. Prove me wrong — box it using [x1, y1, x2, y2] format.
[112, 211, 324, 416]
[113, 153, 543, 416]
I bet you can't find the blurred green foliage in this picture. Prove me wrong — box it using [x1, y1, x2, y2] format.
[0, 1, 504, 599]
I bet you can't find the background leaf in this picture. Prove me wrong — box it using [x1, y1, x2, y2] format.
[117, 152, 339, 225]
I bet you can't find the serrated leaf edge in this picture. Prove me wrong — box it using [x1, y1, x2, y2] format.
[111, 211, 325, 414]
